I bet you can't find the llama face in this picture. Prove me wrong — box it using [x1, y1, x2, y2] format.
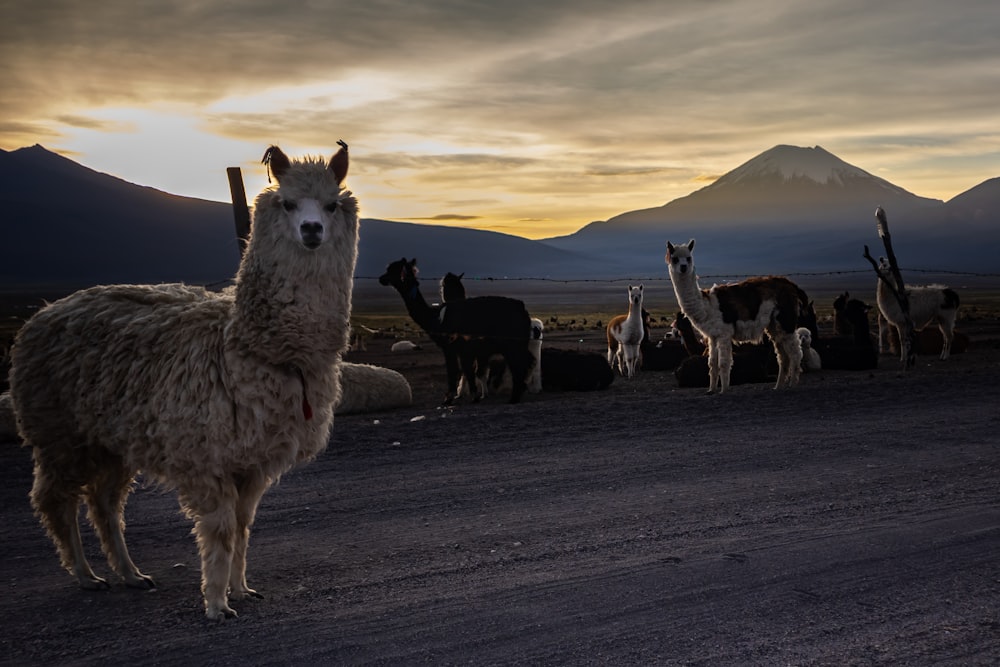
[378, 258, 419, 290]
[262, 143, 352, 251]
[665, 240, 695, 276]
[628, 284, 643, 307]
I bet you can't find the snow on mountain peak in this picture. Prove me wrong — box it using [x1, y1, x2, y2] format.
[716, 145, 873, 187]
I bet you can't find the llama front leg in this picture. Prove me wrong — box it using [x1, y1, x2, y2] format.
[443, 350, 462, 405]
[706, 341, 722, 393]
[938, 323, 953, 360]
[183, 486, 239, 620]
[878, 313, 890, 354]
[229, 472, 269, 602]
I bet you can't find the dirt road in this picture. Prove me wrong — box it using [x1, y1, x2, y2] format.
[2, 329, 998, 665]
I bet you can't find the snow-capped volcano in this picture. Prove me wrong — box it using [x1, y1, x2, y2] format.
[702, 145, 911, 197]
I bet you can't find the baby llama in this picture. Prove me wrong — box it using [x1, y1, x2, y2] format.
[665, 239, 806, 393]
[606, 284, 645, 377]
[9, 143, 358, 620]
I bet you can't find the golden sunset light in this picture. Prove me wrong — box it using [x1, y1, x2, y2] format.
[2, 1, 998, 239]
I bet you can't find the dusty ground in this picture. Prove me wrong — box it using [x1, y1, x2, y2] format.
[2, 319, 999, 666]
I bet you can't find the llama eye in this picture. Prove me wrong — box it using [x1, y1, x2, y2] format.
[281, 199, 297, 212]
[324, 201, 339, 213]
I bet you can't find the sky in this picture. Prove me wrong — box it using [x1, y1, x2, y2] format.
[2, 0, 999, 240]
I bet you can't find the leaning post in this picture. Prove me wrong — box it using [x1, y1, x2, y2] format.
[226, 167, 251, 259]
[862, 206, 916, 369]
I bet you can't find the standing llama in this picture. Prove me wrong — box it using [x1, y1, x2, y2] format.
[378, 258, 534, 404]
[665, 239, 807, 393]
[875, 257, 960, 361]
[606, 284, 645, 377]
[9, 144, 358, 620]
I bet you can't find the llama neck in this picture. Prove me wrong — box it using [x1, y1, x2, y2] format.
[231, 246, 353, 367]
[670, 270, 711, 324]
[396, 282, 441, 334]
[626, 299, 642, 323]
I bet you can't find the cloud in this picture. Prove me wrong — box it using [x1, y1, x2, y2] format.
[1, 0, 998, 236]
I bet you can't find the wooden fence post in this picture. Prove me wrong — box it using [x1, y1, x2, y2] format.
[226, 167, 251, 259]
[862, 206, 916, 369]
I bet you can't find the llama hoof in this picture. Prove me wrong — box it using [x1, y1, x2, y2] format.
[205, 604, 239, 621]
[230, 587, 263, 600]
[124, 573, 157, 589]
[79, 574, 111, 590]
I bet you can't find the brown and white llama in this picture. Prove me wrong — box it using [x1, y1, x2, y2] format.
[665, 239, 806, 393]
[606, 284, 645, 377]
[875, 257, 960, 361]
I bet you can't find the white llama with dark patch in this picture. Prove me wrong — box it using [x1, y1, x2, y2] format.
[9, 144, 358, 620]
[665, 239, 806, 393]
[606, 284, 645, 377]
[875, 257, 960, 361]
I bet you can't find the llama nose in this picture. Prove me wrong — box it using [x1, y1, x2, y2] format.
[300, 222, 324, 248]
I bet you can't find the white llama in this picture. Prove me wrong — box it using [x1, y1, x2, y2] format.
[875, 257, 960, 361]
[665, 239, 806, 393]
[9, 143, 358, 620]
[606, 284, 645, 377]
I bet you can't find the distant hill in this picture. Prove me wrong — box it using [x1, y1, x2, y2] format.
[1, 144, 997, 290]
[541, 145, 998, 276]
[0, 145, 596, 287]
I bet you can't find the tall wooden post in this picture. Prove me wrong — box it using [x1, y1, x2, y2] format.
[227, 167, 251, 259]
[863, 206, 916, 369]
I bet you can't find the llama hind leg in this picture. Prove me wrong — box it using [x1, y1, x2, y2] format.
[84, 458, 155, 589]
[30, 450, 109, 589]
[717, 343, 734, 393]
[228, 472, 269, 602]
[773, 332, 802, 388]
[938, 317, 956, 360]
[505, 346, 531, 404]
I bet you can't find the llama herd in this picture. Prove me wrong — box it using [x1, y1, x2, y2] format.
[380, 237, 963, 397]
[3, 145, 968, 621]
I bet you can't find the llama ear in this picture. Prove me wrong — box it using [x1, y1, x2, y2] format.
[458, 272, 464, 279]
[329, 140, 349, 184]
[262, 146, 291, 182]
[666, 241, 674, 255]
[687, 239, 695, 251]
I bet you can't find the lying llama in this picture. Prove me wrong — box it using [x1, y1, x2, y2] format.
[638, 309, 689, 372]
[606, 284, 645, 377]
[539, 347, 615, 391]
[378, 258, 534, 404]
[665, 239, 806, 393]
[813, 297, 878, 371]
[673, 310, 775, 388]
[336, 362, 412, 415]
[9, 144, 358, 620]
[875, 257, 960, 361]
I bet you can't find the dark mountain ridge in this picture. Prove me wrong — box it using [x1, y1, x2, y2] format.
[2, 144, 997, 289]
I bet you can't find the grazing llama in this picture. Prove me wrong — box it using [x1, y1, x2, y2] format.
[665, 239, 806, 393]
[875, 257, 960, 361]
[9, 144, 358, 620]
[606, 284, 645, 377]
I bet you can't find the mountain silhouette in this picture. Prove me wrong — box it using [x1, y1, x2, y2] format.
[541, 145, 996, 276]
[0, 145, 590, 287]
[1, 144, 997, 289]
